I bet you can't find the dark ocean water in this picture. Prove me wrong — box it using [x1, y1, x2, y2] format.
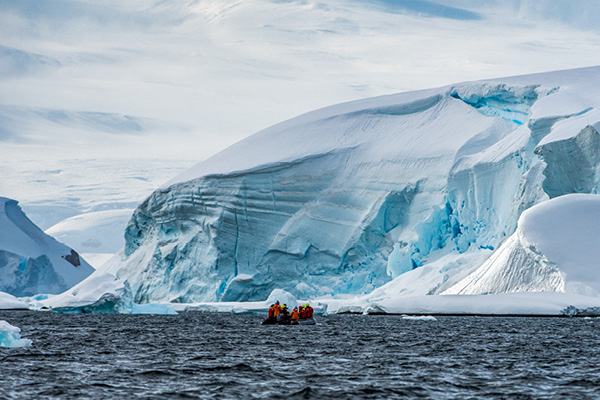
[1, 311, 599, 399]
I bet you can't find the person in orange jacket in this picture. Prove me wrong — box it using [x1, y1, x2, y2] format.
[290, 307, 300, 324]
[273, 301, 282, 317]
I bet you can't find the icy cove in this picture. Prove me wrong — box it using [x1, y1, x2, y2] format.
[109, 66, 600, 305]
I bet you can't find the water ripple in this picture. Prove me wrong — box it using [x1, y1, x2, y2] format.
[1, 312, 600, 399]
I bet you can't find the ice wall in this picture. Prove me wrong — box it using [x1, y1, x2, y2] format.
[110, 67, 600, 303]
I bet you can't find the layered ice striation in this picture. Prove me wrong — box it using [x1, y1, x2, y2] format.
[110, 67, 600, 303]
[0, 197, 94, 297]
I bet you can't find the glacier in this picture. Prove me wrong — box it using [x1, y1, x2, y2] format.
[106, 66, 600, 308]
[0, 197, 94, 297]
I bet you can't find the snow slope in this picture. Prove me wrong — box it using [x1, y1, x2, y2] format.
[106, 66, 600, 305]
[444, 194, 600, 296]
[0, 292, 28, 310]
[0, 197, 94, 296]
[45, 209, 133, 268]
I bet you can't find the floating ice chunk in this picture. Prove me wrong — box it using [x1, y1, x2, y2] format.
[336, 305, 366, 314]
[131, 303, 177, 315]
[363, 304, 387, 315]
[402, 315, 437, 321]
[0, 320, 32, 348]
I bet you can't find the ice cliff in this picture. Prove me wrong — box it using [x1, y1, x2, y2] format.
[0, 197, 94, 296]
[108, 66, 600, 303]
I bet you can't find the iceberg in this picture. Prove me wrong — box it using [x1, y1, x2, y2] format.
[402, 315, 437, 321]
[0, 320, 32, 348]
[0, 197, 94, 297]
[0, 291, 28, 310]
[38, 269, 176, 315]
[40, 270, 133, 314]
[444, 194, 600, 296]
[103, 66, 600, 310]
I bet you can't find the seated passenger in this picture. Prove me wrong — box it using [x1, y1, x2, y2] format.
[273, 301, 282, 318]
[290, 307, 300, 324]
[278, 304, 289, 323]
[299, 305, 307, 319]
[306, 304, 314, 319]
[268, 304, 275, 319]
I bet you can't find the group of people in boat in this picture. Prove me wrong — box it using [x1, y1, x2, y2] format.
[263, 300, 314, 325]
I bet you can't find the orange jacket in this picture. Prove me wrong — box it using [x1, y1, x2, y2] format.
[290, 309, 299, 320]
[273, 304, 282, 317]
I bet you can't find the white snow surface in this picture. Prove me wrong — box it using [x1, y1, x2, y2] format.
[324, 292, 600, 316]
[0, 320, 32, 348]
[0, 197, 94, 296]
[401, 315, 437, 321]
[45, 209, 133, 268]
[445, 194, 600, 296]
[0, 292, 28, 310]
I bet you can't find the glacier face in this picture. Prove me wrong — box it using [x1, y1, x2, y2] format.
[0, 197, 94, 296]
[111, 67, 600, 303]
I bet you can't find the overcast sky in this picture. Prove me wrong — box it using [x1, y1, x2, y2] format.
[1, 0, 600, 162]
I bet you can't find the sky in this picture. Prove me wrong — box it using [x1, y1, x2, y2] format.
[1, 0, 600, 228]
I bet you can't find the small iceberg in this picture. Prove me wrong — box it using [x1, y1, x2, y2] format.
[41, 270, 176, 315]
[402, 315, 437, 321]
[0, 320, 32, 348]
[0, 292, 29, 310]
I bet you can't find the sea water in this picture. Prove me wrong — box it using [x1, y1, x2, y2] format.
[1, 311, 599, 399]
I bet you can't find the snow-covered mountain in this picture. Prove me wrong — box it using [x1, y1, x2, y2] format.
[105, 66, 600, 304]
[0, 197, 94, 296]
